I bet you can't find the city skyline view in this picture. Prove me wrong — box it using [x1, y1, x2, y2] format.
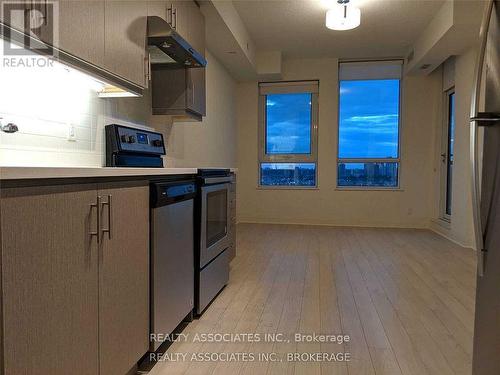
[262, 79, 400, 187]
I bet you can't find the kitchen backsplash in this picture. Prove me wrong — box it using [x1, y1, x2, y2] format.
[0, 48, 237, 170]
[0, 53, 159, 167]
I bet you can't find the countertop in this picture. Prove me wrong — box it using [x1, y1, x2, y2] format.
[0, 166, 199, 180]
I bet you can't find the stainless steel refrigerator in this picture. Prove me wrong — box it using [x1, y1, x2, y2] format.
[470, 1, 500, 374]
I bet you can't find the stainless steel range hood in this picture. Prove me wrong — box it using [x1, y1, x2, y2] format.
[147, 16, 207, 68]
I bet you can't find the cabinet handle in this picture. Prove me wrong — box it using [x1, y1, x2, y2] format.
[100, 194, 112, 240]
[89, 200, 100, 244]
[172, 7, 177, 30]
[145, 53, 151, 84]
[191, 81, 195, 106]
[43, 0, 48, 26]
[167, 5, 172, 25]
[25, 1, 33, 28]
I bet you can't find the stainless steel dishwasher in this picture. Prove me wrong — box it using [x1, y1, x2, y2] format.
[150, 179, 196, 351]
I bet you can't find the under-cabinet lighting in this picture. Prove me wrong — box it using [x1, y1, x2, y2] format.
[97, 86, 140, 98]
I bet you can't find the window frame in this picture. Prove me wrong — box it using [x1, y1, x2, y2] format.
[440, 87, 455, 221]
[258, 80, 319, 189]
[336, 61, 403, 190]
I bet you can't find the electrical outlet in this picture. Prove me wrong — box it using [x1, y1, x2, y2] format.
[67, 123, 77, 142]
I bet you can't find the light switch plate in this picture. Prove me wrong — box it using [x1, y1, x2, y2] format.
[67, 123, 77, 142]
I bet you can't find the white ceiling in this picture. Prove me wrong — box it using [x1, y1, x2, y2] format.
[233, 0, 447, 60]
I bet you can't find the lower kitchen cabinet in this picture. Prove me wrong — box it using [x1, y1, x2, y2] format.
[0, 181, 150, 375]
[97, 182, 149, 375]
[1, 184, 100, 375]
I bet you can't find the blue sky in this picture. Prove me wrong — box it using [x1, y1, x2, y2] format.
[266, 93, 312, 154]
[265, 80, 399, 159]
[339, 79, 400, 158]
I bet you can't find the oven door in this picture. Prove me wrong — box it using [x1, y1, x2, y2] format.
[200, 182, 230, 268]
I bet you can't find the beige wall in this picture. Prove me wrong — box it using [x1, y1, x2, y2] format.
[158, 53, 237, 168]
[0, 50, 237, 169]
[236, 57, 442, 228]
[430, 48, 477, 248]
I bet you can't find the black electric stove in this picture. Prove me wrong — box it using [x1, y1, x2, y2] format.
[105, 124, 166, 167]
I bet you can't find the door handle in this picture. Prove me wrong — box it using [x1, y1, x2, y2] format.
[89, 200, 100, 244]
[100, 194, 112, 240]
[470, 112, 500, 126]
[471, 112, 486, 277]
[469, 0, 494, 277]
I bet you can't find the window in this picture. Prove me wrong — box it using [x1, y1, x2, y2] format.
[337, 61, 402, 188]
[441, 89, 455, 218]
[259, 81, 319, 187]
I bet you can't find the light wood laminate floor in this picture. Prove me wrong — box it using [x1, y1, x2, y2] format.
[149, 224, 476, 375]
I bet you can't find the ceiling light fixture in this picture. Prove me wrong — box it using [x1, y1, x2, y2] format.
[326, 0, 361, 31]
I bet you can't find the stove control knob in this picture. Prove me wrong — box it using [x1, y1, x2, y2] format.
[120, 135, 128, 143]
[152, 139, 163, 147]
[128, 135, 136, 143]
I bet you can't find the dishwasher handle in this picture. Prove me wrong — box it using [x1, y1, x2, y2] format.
[151, 181, 197, 208]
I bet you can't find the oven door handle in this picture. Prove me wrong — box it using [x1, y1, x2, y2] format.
[202, 176, 233, 184]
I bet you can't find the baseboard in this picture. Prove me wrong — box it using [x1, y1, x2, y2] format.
[236, 217, 429, 230]
[429, 225, 474, 250]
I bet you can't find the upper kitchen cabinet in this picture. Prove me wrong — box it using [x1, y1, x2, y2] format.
[0, 0, 148, 91]
[184, 0, 205, 56]
[0, 0, 30, 32]
[0, 0, 105, 67]
[168, 1, 189, 39]
[149, 1, 194, 41]
[58, 0, 105, 67]
[104, 0, 148, 88]
[152, 65, 206, 121]
[151, 0, 206, 121]
[148, 0, 168, 18]
[0, 0, 56, 47]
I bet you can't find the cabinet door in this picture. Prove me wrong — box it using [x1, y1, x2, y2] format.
[187, 67, 206, 117]
[152, 66, 205, 118]
[184, 1, 205, 116]
[104, 0, 147, 87]
[58, 0, 105, 66]
[186, 0, 205, 57]
[0, 0, 29, 33]
[0, 184, 99, 375]
[170, 0, 189, 39]
[148, 0, 167, 18]
[97, 181, 149, 375]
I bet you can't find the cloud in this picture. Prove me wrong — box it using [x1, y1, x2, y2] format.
[345, 114, 399, 123]
[267, 135, 310, 153]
